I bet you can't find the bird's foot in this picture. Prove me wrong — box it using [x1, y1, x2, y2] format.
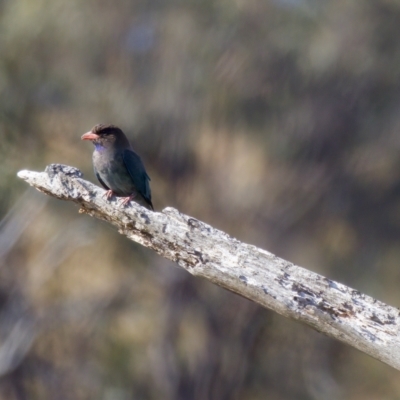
[120, 193, 137, 207]
[103, 190, 114, 200]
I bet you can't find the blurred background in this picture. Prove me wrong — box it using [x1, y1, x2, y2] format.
[2, 0, 400, 398]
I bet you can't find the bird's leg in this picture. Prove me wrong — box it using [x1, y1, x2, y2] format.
[103, 190, 114, 200]
[120, 193, 137, 207]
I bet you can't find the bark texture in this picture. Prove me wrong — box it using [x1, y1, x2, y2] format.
[17, 164, 400, 370]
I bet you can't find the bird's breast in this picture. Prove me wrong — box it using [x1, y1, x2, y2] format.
[92, 149, 137, 196]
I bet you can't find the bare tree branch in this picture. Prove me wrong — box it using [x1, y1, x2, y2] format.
[17, 164, 400, 370]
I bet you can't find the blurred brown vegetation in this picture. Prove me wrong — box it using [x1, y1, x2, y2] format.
[2, 0, 400, 398]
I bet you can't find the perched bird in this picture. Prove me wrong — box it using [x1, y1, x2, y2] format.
[81, 124, 153, 210]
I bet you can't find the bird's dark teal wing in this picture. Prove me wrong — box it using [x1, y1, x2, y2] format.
[122, 149, 153, 209]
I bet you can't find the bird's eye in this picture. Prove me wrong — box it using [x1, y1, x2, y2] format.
[99, 128, 111, 135]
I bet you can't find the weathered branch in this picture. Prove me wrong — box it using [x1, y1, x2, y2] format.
[17, 164, 400, 370]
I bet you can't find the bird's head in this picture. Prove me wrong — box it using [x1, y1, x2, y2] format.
[81, 124, 130, 149]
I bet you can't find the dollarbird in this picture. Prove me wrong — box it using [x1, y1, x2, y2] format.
[81, 124, 154, 210]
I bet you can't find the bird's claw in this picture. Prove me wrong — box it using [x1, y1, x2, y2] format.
[120, 193, 137, 207]
[103, 190, 114, 200]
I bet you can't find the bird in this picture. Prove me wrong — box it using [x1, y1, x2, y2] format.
[81, 124, 154, 210]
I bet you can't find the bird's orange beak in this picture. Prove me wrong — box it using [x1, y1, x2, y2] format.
[81, 131, 100, 141]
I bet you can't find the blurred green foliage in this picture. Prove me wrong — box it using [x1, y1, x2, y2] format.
[2, 0, 400, 398]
